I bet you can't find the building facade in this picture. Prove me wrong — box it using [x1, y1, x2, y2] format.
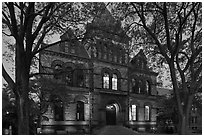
[39, 6, 159, 134]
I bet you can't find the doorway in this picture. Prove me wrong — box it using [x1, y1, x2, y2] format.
[106, 102, 119, 125]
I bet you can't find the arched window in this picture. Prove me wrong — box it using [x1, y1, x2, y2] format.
[75, 69, 84, 87]
[112, 74, 118, 90]
[138, 80, 142, 94]
[129, 104, 138, 121]
[144, 105, 150, 121]
[54, 64, 62, 79]
[103, 73, 110, 89]
[76, 101, 85, 121]
[131, 79, 136, 92]
[131, 78, 139, 93]
[146, 81, 151, 95]
[109, 50, 113, 61]
[103, 46, 107, 60]
[65, 66, 73, 86]
[54, 98, 64, 121]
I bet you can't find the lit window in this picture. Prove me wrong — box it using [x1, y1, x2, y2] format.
[131, 105, 137, 121]
[103, 73, 109, 89]
[76, 101, 85, 121]
[144, 105, 150, 121]
[112, 74, 118, 90]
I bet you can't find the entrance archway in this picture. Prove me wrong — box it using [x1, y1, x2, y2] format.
[105, 102, 120, 125]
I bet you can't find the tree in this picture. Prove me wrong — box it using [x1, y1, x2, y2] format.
[112, 2, 202, 134]
[2, 2, 102, 134]
[157, 95, 178, 133]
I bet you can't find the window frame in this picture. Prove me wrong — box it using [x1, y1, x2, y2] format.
[144, 105, 151, 121]
[103, 72, 110, 89]
[130, 104, 138, 121]
[76, 101, 85, 121]
[112, 73, 118, 90]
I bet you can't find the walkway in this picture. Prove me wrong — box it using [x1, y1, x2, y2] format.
[94, 125, 138, 135]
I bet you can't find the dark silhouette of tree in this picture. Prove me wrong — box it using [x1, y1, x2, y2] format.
[2, 2, 106, 134]
[112, 2, 201, 134]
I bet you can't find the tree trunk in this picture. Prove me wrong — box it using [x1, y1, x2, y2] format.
[17, 95, 30, 134]
[16, 71, 30, 134]
[15, 40, 31, 134]
[178, 114, 187, 134]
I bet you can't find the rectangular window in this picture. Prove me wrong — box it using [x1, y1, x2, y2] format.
[129, 105, 137, 121]
[132, 105, 137, 121]
[76, 101, 84, 121]
[144, 105, 150, 121]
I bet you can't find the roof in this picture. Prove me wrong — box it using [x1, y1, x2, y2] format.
[130, 49, 147, 64]
[59, 30, 90, 59]
[85, 3, 130, 44]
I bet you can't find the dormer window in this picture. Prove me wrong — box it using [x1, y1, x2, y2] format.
[138, 80, 142, 94]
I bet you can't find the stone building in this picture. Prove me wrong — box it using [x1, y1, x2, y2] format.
[39, 5, 159, 134]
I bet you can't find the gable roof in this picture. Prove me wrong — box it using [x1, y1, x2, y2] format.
[85, 3, 130, 44]
[60, 29, 90, 59]
[130, 49, 147, 65]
